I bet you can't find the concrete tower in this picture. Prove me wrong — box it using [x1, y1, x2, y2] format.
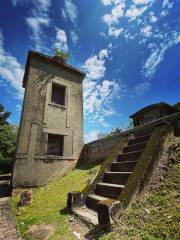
[12, 51, 85, 187]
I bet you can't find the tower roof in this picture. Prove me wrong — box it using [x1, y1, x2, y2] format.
[22, 50, 86, 88]
[129, 102, 178, 118]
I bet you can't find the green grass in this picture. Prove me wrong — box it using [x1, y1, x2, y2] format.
[11, 141, 180, 240]
[10, 163, 100, 240]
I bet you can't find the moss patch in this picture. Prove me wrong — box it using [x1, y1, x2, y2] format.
[10, 163, 100, 240]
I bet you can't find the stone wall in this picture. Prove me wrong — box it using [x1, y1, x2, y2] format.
[81, 112, 180, 165]
[81, 134, 123, 164]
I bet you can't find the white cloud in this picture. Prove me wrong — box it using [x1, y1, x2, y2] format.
[70, 30, 78, 45]
[103, 2, 125, 25]
[126, 5, 148, 20]
[54, 28, 68, 52]
[83, 49, 109, 80]
[143, 31, 180, 78]
[61, 8, 67, 20]
[133, 0, 153, 5]
[141, 25, 152, 37]
[11, 0, 20, 6]
[0, 31, 24, 99]
[133, 82, 150, 96]
[102, 0, 124, 6]
[26, 0, 51, 51]
[63, 0, 78, 24]
[109, 27, 124, 38]
[149, 14, 158, 23]
[85, 130, 100, 143]
[162, 0, 173, 9]
[16, 104, 22, 112]
[82, 48, 126, 128]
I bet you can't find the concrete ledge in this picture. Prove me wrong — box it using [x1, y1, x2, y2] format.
[119, 122, 174, 208]
[97, 199, 120, 226]
[67, 191, 84, 211]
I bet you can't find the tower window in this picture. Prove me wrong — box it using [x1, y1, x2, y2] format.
[47, 134, 64, 156]
[51, 83, 66, 106]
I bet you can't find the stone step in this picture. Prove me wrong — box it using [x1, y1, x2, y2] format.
[123, 141, 147, 153]
[86, 194, 109, 211]
[117, 150, 143, 162]
[95, 182, 124, 199]
[0, 173, 11, 181]
[73, 206, 98, 225]
[128, 134, 151, 145]
[0, 180, 10, 186]
[134, 129, 153, 137]
[111, 161, 137, 172]
[103, 171, 132, 185]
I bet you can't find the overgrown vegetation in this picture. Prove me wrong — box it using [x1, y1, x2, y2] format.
[0, 103, 18, 173]
[10, 163, 100, 240]
[11, 140, 179, 240]
[54, 48, 69, 62]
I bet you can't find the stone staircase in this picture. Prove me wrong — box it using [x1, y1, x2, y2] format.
[73, 132, 152, 224]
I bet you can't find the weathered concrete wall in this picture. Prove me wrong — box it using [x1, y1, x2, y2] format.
[81, 134, 123, 164]
[81, 112, 180, 165]
[12, 53, 84, 187]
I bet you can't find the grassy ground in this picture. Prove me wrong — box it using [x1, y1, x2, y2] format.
[10, 163, 100, 240]
[11, 141, 180, 240]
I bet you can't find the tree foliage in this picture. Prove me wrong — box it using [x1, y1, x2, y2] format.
[0, 103, 18, 164]
[54, 48, 69, 61]
[0, 124, 17, 162]
[0, 103, 11, 125]
[173, 102, 180, 111]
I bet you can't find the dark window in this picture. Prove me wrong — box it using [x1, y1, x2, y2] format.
[51, 83, 66, 105]
[47, 134, 64, 156]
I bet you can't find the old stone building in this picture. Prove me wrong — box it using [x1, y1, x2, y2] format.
[130, 102, 178, 127]
[12, 51, 85, 187]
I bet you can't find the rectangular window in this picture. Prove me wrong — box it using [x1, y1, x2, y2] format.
[47, 134, 64, 156]
[51, 83, 66, 106]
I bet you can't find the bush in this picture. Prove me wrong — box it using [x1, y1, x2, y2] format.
[0, 124, 17, 173]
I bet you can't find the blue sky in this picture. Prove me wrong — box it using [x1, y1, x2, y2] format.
[0, 0, 180, 142]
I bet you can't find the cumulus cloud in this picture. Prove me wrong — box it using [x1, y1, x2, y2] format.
[0, 30, 24, 99]
[54, 28, 68, 52]
[83, 49, 109, 80]
[162, 0, 173, 9]
[109, 27, 124, 38]
[85, 130, 100, 143]
[25, 0, 51, 51]
[141, 25, 152, 37]
[126, 5, 148, 20]
[133, 0, 153, 5]
[143, 31, 180, 78]
[62, 0, 78, 24]
[103, 2, 125, 25]
[82, 48, 126, 128]
[133, 82, 151, 96]
[70, 30, 78, 45]
[16, 104, 22, 112]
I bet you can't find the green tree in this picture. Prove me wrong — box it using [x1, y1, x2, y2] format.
[0, 104, 11, 125]
[0, 124, 17, 162]
[106, 127, 122, 137]
[173, 102, 180, 111]
[54, 48, 69, 62]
